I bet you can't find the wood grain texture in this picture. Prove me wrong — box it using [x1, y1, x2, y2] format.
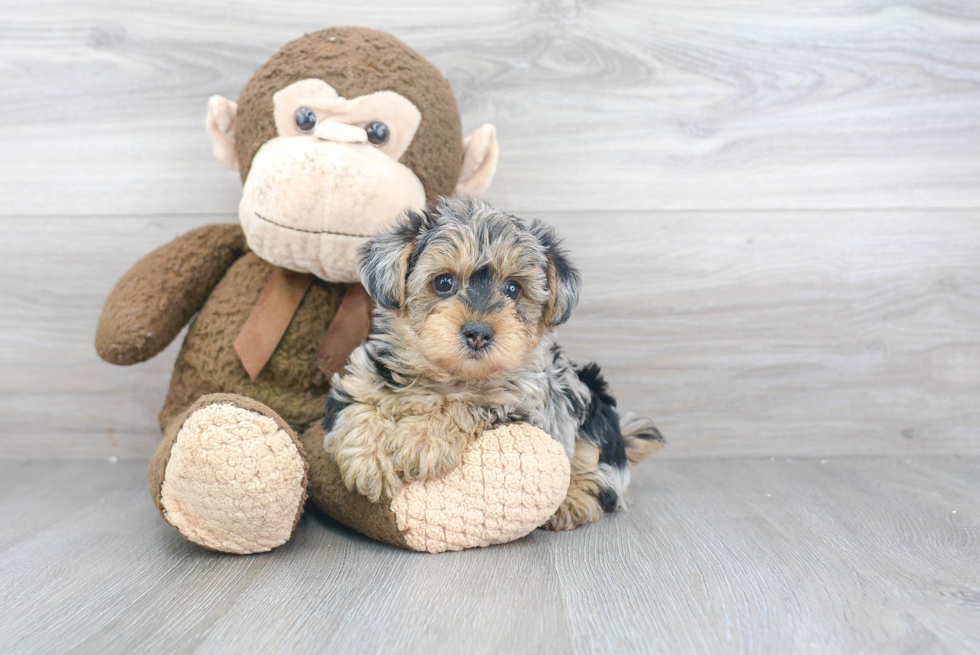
[0, 457, 976, 654]
[1, 1, 979, 215]
[2, 211, 977, 459]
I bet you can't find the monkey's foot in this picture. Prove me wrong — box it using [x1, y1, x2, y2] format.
[389, 423, 571, 553]
[150, 394, 308, 554]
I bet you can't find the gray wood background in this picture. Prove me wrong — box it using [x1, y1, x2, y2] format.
[1, 0, 978, 459]
[1, 1, 978, 653]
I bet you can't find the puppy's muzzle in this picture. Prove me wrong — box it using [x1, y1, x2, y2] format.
[461, 322, 494, 352]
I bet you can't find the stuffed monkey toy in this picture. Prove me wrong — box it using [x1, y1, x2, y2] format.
[96, 27, 571, 554]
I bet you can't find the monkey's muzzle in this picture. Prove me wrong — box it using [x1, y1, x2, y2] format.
[239, 137, 426, 283]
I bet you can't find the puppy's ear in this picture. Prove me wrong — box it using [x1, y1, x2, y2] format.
[530, 221, 581, 328]
[357, 210, 428, 310]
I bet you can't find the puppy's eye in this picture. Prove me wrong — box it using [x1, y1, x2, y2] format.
[295, 107, 318, 133]
[503, 279, 522, 300]
[365, 122, 389, 145]
[433, 273, 456, 296]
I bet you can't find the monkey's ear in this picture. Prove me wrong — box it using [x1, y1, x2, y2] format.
[530, 221, 581, 328]
[206, 95, 239, 171]
[454, 124, 499, 196]
[357, 211, 428, 310]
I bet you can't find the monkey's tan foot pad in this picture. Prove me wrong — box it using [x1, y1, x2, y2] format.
[389, 423, 571, 554]
[159, 403, 307, 554]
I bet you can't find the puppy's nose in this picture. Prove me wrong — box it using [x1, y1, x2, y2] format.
[462, 322, 495, 351]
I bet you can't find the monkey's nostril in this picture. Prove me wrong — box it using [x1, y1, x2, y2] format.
[461, 322, 495, 351]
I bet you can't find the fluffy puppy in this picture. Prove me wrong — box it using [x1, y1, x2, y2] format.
[324, 197, 663, 530]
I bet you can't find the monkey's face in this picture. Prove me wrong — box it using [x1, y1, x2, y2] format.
[207, 28, 502, 283]
[239, 79, 427, 282]
[359, 198, 582, 381]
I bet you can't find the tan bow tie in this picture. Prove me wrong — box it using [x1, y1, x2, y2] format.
[233, 267, 371, 381]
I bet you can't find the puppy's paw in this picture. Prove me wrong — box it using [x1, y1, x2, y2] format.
[328, 406, 402, 502]
[334, 443, 401, 503]
[542, 494, 604, 531]
[389, 414, 469, 482]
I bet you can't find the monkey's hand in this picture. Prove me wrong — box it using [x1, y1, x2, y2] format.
[328, 405, 402, 503]
[95, 223, 247, 366]
[389, 404, 483, 483]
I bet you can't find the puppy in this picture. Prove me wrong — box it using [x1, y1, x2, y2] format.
[323, 197, 663, 530]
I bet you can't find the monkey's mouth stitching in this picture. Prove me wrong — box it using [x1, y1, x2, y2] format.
[254, 212, 371, 238]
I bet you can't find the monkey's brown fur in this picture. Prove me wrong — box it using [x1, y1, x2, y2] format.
[95, 28, 493, 552]
[98, 29, 466, 433]
[235, 27, 463, 198]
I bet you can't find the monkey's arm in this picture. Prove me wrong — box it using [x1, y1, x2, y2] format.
[95, 223, 248, 365]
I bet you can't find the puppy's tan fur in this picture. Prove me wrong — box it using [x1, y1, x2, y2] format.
[543, 440, 605, 531]
[324, 198, 664, 529]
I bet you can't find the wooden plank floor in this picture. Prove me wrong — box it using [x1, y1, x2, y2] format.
[1, 457, 977, 654]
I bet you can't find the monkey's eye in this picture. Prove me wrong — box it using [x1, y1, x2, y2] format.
[502, 279, 523, 301]
[433, 273, 456, 296]
[294, 107, 318, 133]
[365, 122, 389, 145]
